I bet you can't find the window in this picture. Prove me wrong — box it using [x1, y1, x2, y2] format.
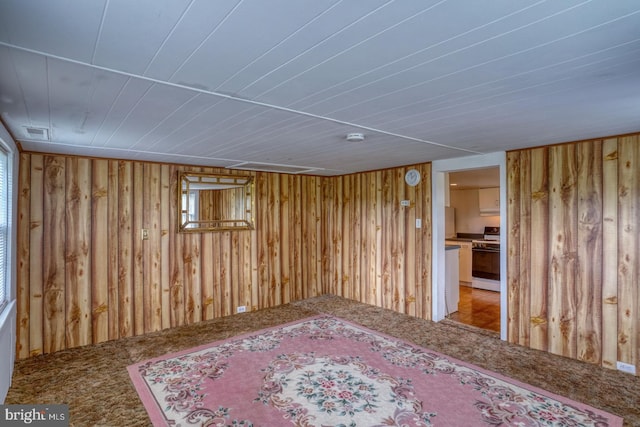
[0, 146, 8, 313]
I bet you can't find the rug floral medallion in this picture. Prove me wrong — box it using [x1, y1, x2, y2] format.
[128, 316, 622, 427]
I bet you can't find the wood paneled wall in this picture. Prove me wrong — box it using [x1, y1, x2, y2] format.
[507, 134, 639, 371]
[321, 164, 432, 319]
[16, 154, 322, 358]
[17, 134, 639, 374]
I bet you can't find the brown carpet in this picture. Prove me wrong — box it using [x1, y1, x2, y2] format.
[6, 295, 639, 426]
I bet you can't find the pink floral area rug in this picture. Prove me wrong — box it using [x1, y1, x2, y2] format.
[128, 315, 622, 426]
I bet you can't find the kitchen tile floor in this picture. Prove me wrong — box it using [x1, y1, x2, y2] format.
[448, 284, 500, 332]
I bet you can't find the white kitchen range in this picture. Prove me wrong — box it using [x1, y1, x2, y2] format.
[471, 227, 500, 292]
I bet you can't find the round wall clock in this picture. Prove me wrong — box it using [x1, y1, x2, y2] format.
[405, 169, 421, 186]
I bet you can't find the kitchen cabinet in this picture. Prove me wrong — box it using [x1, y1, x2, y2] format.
[444, 245, 460, 315]
[478, 187, 499, 215]
[458, 241, 472, 282]
[446, 240, 472, 283]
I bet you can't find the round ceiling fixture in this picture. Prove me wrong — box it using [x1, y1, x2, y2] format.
[346, 132, 365, 142]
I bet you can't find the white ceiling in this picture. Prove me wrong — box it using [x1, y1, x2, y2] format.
[1, 1, 639, 176]
[449, 167, 499, 189]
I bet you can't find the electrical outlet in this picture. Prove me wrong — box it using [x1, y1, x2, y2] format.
[236, 306, 247, 313]
[141, 229, 149, 240]
[400, 200, 410, 207]
[616, 361, 636, 375]
[415, 218, 422, 228]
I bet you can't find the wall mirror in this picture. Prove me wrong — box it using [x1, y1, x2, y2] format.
[178, 171, 254, 232]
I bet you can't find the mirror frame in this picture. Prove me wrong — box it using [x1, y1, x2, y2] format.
[177, 171, 255, 232]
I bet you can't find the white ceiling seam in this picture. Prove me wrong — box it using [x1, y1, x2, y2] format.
[89, 0, 109, 65]
[245, 0, 429, 97]
[141, 0, 197, 77]
[376, 51, 640, 134]
[284, 0, 549, 111]
[213, 0, 346, 92]
[353, 38, 640, 127]
[290, 1, 589, 114]
[166, 0, 245, 83]
[315, 3, 639, 119]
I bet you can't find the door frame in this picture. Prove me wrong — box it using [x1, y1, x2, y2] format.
[431, 152, 507, 340]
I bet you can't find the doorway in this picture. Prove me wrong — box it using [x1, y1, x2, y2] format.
[447, 168, 500, 332]
[431, 152, 507, 340]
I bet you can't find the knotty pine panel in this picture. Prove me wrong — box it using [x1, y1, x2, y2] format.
[16, 154, 322, 358]
[18, 134, 638, 373]
[321, 164, 432, 319]
[507, 133, 640, 372]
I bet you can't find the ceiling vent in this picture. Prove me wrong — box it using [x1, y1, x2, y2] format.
[24, 126, 50, 141]
[227, 161, 322, 174]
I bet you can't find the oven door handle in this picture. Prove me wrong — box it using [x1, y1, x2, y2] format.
[472, 248, 500, 253]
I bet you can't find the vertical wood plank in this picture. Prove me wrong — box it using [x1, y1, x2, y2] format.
[43, 156, 66, 353]
[404, 169, 416, 316]
[617, 135, 639, 369]
[148, 163, 162, 332]
[201, 231, 214, 320]
[365, 171, 378, 307]
[341, 176, 351, 299]
[360, 173, 372, 305]
[270, 175, 281, 305]
[231, 231, 241, 311]
[381, 170, 392, 309]
[352, 174, 362, 304]
[16, 154, 30, 358]
[107, 161, 120, 340]
[321, 177, 333, 296]
[331, 177, 341, 297]
[91, 159, 109, 344]
[160, 164, 171, 329]
[412, 166, 424, 319]
[118, 161, 133, 337]
[422, 163, 432, 320]
[212, 228, 222, 318]
[257, 173, 269, 308]
[220, 231, 231, 316]
[309, 176, 322, 299]
[65, 157, 92, 348]
[250, 186, 259, 311]
[548, 144, 577, 358]
[507, 151, 522, 344]
[291, 175, 303, 301]
[132, 162, 144, 335]
[279, 174, 290, 303]
[529, 147, 549, 351]
[601, 138, 618, 370]
[28, 155, 44, 357]
[241, 227, 252, 309]
[576, 140, 603, 364]
[374, 171, 383, 308]
[518, 150, 532, 346]
[393, 168, 405, 313]
[184, 233, 202, 323]
[168, 165, 184, 327]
